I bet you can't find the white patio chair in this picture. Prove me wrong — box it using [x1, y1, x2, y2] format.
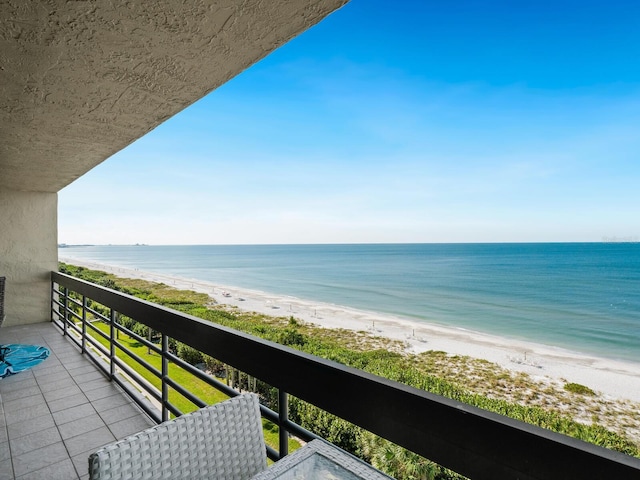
[88, 393, 267, 480]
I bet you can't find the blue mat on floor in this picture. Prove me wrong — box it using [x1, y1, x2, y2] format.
[0, 344, 50, 378]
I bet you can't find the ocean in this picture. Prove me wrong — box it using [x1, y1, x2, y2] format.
[58, 243, 640, 363]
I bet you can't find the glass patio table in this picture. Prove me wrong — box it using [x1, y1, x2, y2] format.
[251, 439, 393, 480]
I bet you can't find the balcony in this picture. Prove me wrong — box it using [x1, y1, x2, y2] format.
[0, 322, 155, 479]
[2, 271, 640, 480]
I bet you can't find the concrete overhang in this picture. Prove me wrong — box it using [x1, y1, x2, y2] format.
[0, 0, 347, 193]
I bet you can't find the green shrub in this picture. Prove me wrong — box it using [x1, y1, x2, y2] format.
[132, 322, 149, 338]
[118, 315, 137, 331]
[202, 354, 226, 376]
[176, 342, 204, 365]
[277, 328, 306, 347]
[564, 383, 595, 396]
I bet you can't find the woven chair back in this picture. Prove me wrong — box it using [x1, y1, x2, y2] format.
[89, 393, 267, 480]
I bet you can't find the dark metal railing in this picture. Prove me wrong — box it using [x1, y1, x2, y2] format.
[50, 271, 640, 480]
[51, 273, 316, 461]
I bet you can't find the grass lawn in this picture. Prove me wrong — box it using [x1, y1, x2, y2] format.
[83, 320, 300, 452]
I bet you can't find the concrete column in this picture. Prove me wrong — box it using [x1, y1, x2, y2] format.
[0, 188, 57, 326]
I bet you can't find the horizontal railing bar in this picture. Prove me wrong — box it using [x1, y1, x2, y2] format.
[51, 320, 109, 378]
[51, 309, 63, 322]
[52, 313, 71, 330]
[86, 306, 109, 323]
[67, 309, 82, 322]
[84, 332, 110, 358]
[163, 352, 239, 398]
[52, 271, 640, 480]
[85, 320, 111, 343]
[164, 377, 207, 409]
[266, 445, 278, 461]
[64, 318, 82, 335]
[259, 404, 278, 425]
[66, 309, 82, 322]
[113, 323, 162, 355]
[66, 296, 83, 309]
[258, 404, 318, 444]
[111, 356, 162, 403]
[164, 397, 184, 418]
[281, 419, 318, 443]
[52, 319, 82, 348]
[114, 340, 162, 378]
[65, 319, 82, 335]
[51, 298, 64, 312]
[164, 351, 200, 374]
[165, 353, 242, 403]
[111, 374, 162, 424]
[193, 372, 240, 400]
[85, 348, 110, 377]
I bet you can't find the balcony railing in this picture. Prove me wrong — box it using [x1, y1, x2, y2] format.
[50, 271, 640, 480]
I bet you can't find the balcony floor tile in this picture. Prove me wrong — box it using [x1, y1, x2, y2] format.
[47, 392, 90, 413]
[12, 442, 69, 478]
[99, 402, 144, 424]
[108, 414, 155, 440]
[7, 414, 56, 440]
[52, 403, 98, 427]
[9, 426, 62, 457]
[77, 377, 111, 393]
[2, 393, 46, 413]
[37, 376, 76, 393]
[64, 426, 116, 457]
[85, 384, 123, 402]
[0, 442, 8, 462]
[0, 385, 40, 402]
[0, 323, 158, 480]
[42, 384, 83, 403]
[0, 459, 13, 480]
[16, 458, 78, 480]
[58, 414, 107, 441]
[4, 402, 50, 426]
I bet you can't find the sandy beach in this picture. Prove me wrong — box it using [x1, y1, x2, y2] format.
[60, 257, 640, 404]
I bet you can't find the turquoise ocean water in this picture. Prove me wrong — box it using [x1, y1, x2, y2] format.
[59, 243, 640, 363]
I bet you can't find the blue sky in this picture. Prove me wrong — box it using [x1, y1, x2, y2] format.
[59, 1, 640, 245]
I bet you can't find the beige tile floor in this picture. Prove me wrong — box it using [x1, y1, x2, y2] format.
[0, 322, 156, 479]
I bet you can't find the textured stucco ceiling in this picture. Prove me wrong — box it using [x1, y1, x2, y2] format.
[0, 0, 347, 193]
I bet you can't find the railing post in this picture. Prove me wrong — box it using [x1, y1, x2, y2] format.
[81, 295, 87, 354]
[162, 334, 169, 422]
[278, 389, 289, 458]
[61, 286, 68, 336]
[50, 281, 56, 323]
[109, 309, 116, 379]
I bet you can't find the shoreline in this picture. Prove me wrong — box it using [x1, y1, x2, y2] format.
[60, 257, 640, 404]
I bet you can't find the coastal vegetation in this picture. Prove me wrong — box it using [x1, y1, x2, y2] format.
[59, 263, 640, 480]
[564, 382, 596, 396]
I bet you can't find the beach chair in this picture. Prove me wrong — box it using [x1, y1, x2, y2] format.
[88, 393, 267, 480]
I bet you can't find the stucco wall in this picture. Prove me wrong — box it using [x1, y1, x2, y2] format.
[1, 0, 349, 193]
[0, 189, 58, 326]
